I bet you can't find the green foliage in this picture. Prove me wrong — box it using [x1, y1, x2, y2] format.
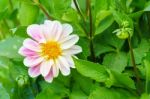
[103, 52, 128, 72]
[18, 1, 39, 25]
[0, 0, 150, 98]
[0, 83, 10, 99]
[89, 87, 137, 99]
[75, 59, 109, 82]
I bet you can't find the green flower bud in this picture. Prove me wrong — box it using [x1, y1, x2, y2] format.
[16, 75, 28, 87]
[116, 31, 129, 39]
[113, 26, 133, 40]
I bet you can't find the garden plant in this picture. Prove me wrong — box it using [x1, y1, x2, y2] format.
[0, 0, 150, 99]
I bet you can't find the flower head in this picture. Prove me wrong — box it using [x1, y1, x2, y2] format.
[18, 20, 82, 83]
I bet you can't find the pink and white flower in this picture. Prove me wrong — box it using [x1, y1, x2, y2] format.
[18, 20, 82, 83]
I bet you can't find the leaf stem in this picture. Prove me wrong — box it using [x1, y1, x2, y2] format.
[8, 0, 13, 9]
[128, 37, 141, 93]
[36, 2, 52, 20]
[87, 0, 96, 61]
[73, 0, 88, 36]
[73, 0, 85, 21]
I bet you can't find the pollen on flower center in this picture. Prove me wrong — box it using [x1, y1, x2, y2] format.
[41, 41, 62, 59]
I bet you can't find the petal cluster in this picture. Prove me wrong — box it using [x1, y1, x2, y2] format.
[19, 20, 82, 83]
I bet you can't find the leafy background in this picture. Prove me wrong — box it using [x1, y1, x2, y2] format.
[0, 0, 150, 99]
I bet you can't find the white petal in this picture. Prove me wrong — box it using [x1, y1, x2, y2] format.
[57, 56, 70, 76]
[23, 56, 43, 67]
[23, 38, 41, 52]
[60, 35, 79, 49]
[40, 60, 53, 77]
[52, 65, 59, 77]
[60, 24, 73, 39]
[43, 20, 62, 41]
[65, 56, 75, 68]
[28, 65, 40, 77]
[27, 24, 46, 43]
[18, 46, 37, 57]
[52, 21, 62, 41]
[44, 70, 53, 83]
[62, 45, 82, 55]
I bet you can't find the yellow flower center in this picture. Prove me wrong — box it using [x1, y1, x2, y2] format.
[41, 41, 62, 59]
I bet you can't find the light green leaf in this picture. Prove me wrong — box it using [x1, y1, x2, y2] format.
[103, 52, 128, 72]
[144, 52, 150, 94]
[0, 83, 10, 99]
[62, 8, 78, 23]
[88, 87, 137, 99]
[140, 93, 150, 99]
[36, 88, 64, 99]
[0, 36, 24, 60]
[144, 1, 150, 11]
[70, 89, 88, 99]
[128, 39, 150, 65]
[18, 1, 39, 25]
[95, 10, 114, 35]
[74, 59, 109, 82]
[11, 26, 28, 38]
[105, 70, 135, 89]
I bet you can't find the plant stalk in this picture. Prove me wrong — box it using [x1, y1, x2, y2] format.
[87, 0, 96, 61]
[128, 36, 140, 84]
[73, 0, 88, 36]
[37, 3, 52, 20]
[8, 0, 13, 9]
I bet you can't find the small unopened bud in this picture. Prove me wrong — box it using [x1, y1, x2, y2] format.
[116, 30, 129, 39]
[113, 21, 133, 39]
[16, 75, 28, 87]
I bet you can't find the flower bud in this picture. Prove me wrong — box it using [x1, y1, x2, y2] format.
[113, 21, 133, 39]
[16, 75, 28, 87]
[116, 31, 129, 39]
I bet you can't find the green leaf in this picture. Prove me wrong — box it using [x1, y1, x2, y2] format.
[0, 36, 24, 60]
[94, 30, 125, 50]
[144, 1, 150, 11]
[0, 83, 10, 99]
[95, 10, 114, 35]
[144, 52, 150, 94]
[77, 37, 90, 59]
[62, 8, 78, 23]
[41, 0, 71, 19]
[0, 0, 8, 11]
[18, 1, 39, 25]
[0, 8, 8, 21]
[111, 10, 133, 30]
[36, 88, 65, 99]
[88, 87, 137, 99]
[105, 70, 135, 89]
[128, 39, 150, 65]
[74, 59, 109, 82]
[94, 0, 109, 12]
[72, 70, 93, 94]
[11, 26, 28, 38]
[94, 42, 115, 56]
[103, 52, 128, 72]
[70, 89, 87, 99]
[140, 93, 150, 99]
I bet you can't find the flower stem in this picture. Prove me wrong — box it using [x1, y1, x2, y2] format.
[87, 0, 96, 61]
[73, 0, 85, 21]
[35, 1, 52, 20]
[128, 37, 141, 93]
[73, 0, 88, 36]
[8, 0, 13, 9]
